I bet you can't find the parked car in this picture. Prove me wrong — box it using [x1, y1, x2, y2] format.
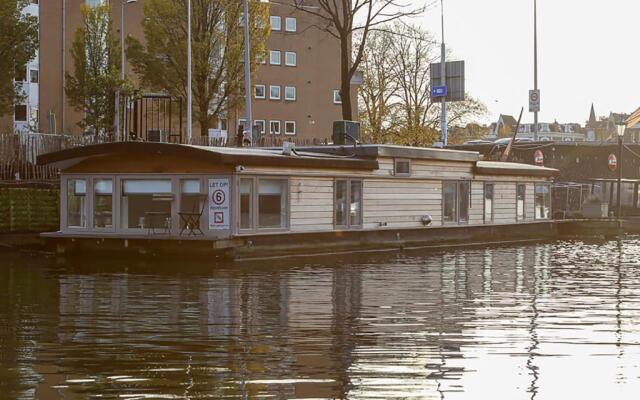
[463, 139, 493, 145]
[493, 138, 534, 145]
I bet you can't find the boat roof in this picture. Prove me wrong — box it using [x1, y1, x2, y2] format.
[298, 144, 480, 162]
[475, 161, 559, 177]
[36, 142, 380, 170]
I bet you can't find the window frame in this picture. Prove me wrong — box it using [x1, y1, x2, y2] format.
[236, 176, 290, 234]
[516, 183, 526, 221]
[63, 176, 89, 232]
[442, 180, 471, 225]
[269, 50, 281, 65]
[534, 183, 552, 220]
[254, 84, 266, 99]
[393, 158, 411, 177]
[483, 182, 494, 224]
[284, 121, 296, 135]
[333, 90, 342, 104]
[269, 85, 281, 100]
[284, 86, 296, 101]
[93, 177, 116, 232]
[270, 15, 281, 31]
[270, 120, 281, 135]
[254, 119, 266, 134]
[285, 17, 297, 32]
[285, 51, 297, 66]
[334, 178, 364, 229]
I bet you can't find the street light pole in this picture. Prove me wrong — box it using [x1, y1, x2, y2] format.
[616, 122, 627, 219]
[533, 0, 539, 141]
[186, 0, 193, 143]
[242, 0, 253, 145]
[115, 0, 136, 142]
[440, 0, 447, 147]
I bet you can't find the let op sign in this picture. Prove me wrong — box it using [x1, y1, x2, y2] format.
[208, 178, 230, 230]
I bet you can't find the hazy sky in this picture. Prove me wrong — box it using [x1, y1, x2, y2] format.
[421, 0, 640, 125]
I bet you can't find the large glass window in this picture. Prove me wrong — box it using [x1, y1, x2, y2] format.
[94, 179, 113, 228]
[535, 184, 551, 220]
[443, 181, 470, 224]
[67, 179, 87, 228]
[258, 179, 288, 228]
[335, 179, 362, 228]
[240, 178, 253, 230]
[517, 184, 526, 221]
[285, 17, 297, 32]
[120, 180, 172, 229]
[270, 15, 281, 31]
[180, 179, 203, 230]
[484, 183, 494, 223]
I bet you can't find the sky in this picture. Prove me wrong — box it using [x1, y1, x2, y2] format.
[420, 0, 640, 125]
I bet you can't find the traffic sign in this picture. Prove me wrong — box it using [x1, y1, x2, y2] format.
[529, 89, 540, 112]
[432, 85, 448, 98]
[534, 150, 544, 166]
[608, 154, 618, 172]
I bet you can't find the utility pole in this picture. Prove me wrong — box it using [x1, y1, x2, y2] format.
[533, 0, 539, 141]
[186, 0, 193, 143]
[120, 0, 125, 141]
[243, 0, 253, 145]
[440, 0, 447, 147]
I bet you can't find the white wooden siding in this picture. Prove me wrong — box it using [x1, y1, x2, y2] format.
[469, 181, 485, 225]
[493, 182, 517, 224]
[289, 177, 334, 232]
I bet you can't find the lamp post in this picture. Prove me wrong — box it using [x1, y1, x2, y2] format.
[186, 0, 193, 144]
[115, 0, 137, 142]
[533, 0, 539, 142]
[616, 121, 626, 219]
[439, 0, 447, 147]
[242, 0, 253, 145]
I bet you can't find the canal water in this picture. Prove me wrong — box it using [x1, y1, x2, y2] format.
[2, 239, 640, 399]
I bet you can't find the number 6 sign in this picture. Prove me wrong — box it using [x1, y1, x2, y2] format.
[208, 178, 230, 230]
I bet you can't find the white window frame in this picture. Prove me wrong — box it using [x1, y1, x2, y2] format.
[270, 120, 281, 135]
[238, 119, 247, 133]
[333, 90, 342, 104]
[284, 86, 296, 101]
[236, 176, 290, 233]
[285, 51, 297, 66]
[334, 178, 363, 229]
[269, 50, 281, 65]
[269, 85, 281, 100]
[270, 15, 281, 31]
[393, 158, 411, 176]
[516, 183, 526, 221]
[285, 17, 297, 32]
[254, 84, 266, 99]
[284, 121, 296, 135]
[255, 119, 266, 134]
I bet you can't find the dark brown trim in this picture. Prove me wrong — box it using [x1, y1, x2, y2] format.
[37, 142, 379, 171]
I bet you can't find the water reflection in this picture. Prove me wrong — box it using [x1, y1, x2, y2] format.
[2, 239, 640, 399]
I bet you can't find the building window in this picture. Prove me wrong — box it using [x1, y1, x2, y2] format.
[285, 51, 297, 66]
[535, 183, 551, 220]
[14, 105, 27, 122]
[30, 70, 39, 83]
[254, 84, 265, 99]
[443, 181, 470, 224]
[484, 183, 494, 223]
[394, 159, 411, 176]
[284, 86, 296, 101]
[270, 15, 281, 31]
[516, 183, 526, 221]
[269, 50, 281, 65]
[270, 120, 281, 135]
[238, 119, 247, 133]
[284, 121, 296, 135]
[94, 179, 113, 229]
[14, 65, 27, 82]
[334, 179, 363, 228]
[333, 90, 342, 104]
[285, 17, 297, 32]
[67, 179, 87, 228]
[239, 177, 289, 231]
[180, 179, 202, 230]
[255, 120, 265, 134]
[269, 85, 281, 100]
[120, 179, 172, 229]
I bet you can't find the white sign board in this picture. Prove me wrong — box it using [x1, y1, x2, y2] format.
[529, 89, 540, 112]
[208, 178, 230, 230]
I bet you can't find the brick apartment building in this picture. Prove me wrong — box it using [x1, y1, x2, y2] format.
[4, 0, 356, 140]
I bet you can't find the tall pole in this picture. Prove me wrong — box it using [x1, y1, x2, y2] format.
[440, 0, 447, 147]
[533, 0, 539, 141]
[120, 0, 126, 141]
[186, 0, 193, 143]
[617, 135, 623, 219]
[243, 0, 253, 145]
[114, 1, 124, 141]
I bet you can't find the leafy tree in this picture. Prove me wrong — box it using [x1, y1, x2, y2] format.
[0, 0, 38, 118]
[359, 24, 487, 146]
[127, 0, 269, 134]
[292, 0, 424, 122]
[65, 3, 130, 136]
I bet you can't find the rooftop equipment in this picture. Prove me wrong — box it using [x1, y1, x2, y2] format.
[332, 121, 360, 145]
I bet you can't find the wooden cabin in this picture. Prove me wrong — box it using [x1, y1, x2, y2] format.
[37, 142, 559, 258]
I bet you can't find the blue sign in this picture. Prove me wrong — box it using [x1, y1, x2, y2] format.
[432, 85, 448, 98]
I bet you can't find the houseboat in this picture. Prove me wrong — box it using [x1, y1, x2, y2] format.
[37, 142, 559, 259]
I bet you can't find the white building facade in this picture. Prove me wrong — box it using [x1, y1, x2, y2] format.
[14, 1, 39, 133]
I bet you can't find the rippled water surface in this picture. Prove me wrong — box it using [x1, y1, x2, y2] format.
[2, 238, 640, 399]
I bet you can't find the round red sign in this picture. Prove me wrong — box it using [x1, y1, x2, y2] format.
[534, 150, 544, 166]
[608, 154, 618, 172]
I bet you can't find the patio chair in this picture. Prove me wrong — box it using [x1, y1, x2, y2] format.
[178, 194, 207, 236]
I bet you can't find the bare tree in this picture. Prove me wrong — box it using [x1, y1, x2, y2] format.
[292, 0, 425, 121]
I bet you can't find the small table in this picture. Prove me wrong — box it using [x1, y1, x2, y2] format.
[178, 212, 204, 236]
[145, 212, 171, 235]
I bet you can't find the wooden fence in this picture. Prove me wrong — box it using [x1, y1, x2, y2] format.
[0, 133, 330, 182]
